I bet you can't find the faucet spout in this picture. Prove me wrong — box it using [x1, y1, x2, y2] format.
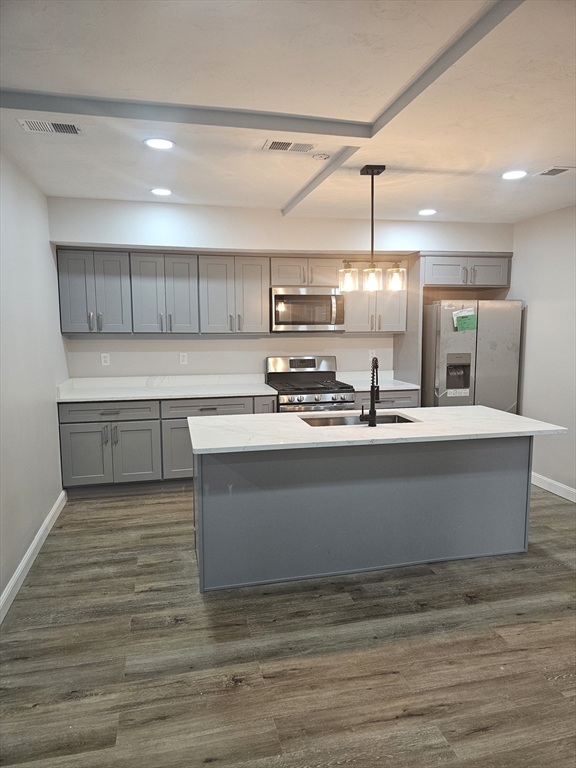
[359, 356, 380, 427]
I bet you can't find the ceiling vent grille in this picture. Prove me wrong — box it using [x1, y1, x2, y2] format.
[535, 166, 574, 176]
[262, 140, 316, 153]
[17, 119, 84, 135]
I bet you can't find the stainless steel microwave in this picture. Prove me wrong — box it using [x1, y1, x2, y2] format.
[271, 287, 345, 332]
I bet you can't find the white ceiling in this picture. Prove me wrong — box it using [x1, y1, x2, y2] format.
[0, 0, 575, 223]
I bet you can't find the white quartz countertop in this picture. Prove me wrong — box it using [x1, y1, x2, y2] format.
[337, 372, 419, 392]
[187, 406, 566, 455]
[57, 375, 276, 402]
[56, 372, 418, 402]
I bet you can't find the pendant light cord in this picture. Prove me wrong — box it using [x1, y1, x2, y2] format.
[370, 172, 375, 265]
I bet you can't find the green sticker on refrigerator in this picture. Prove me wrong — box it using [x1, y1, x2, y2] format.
[456, 314, 477, 331]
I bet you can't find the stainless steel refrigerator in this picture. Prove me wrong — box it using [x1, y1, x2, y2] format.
[422, 300, 523, 412]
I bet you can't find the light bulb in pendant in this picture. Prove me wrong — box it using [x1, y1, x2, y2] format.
[338, 262, 359, 291]
[363, 266, 383, 292]
[385, 264, 407, 291]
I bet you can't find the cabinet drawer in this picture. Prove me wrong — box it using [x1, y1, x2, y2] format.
[354, 390, 419, 409]
[160, 397, 253, 418]
[59, 400, 160, 423]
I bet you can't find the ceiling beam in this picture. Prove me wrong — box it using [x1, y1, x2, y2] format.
[281, 146, 360, 217]
[371, 0, 525, 136]
[0, 90, 372, 139]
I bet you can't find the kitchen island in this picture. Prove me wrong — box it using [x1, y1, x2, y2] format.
[188, 407, 566, 592]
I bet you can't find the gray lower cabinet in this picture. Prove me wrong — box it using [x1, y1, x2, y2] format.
[253, 396, 276, 413]
[112, 421, 162, 483]
[162, 419, 194, 479]
[160, 397, 253, 418]
[354, 390, 420, 410]
[60, 419, 162, 486]
[60, 423, 114, 486]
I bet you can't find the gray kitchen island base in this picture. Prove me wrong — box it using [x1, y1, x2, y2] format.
[194, 436, 533, 591]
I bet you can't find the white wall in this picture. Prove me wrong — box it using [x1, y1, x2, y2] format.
[509, 206, 575, 499]
[47, 197, 514, 253]
[0, 153, 69, 614]
[65, 335, 394, 378]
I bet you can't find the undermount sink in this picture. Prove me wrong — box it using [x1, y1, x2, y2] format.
[299, 413, 417, 427]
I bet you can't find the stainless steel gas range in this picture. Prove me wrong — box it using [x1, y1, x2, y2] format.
[265, 356, 355, 412]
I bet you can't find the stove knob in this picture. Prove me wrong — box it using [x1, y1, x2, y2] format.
[297, 396, 305, 402]
[340, 394, 348, 401]
[314, 394, 322, 402]
[289, 396, 296, 403]
[332, 394, 338, 401]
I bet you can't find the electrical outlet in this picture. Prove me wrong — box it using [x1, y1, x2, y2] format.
[369, 349, 376, 364]
[179, 352, 188, 365]
[101, 353, 110, 366]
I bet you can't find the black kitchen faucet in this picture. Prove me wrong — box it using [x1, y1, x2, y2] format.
[359, 357, 380, 427]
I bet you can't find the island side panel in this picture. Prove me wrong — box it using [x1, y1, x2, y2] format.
[195, 436, 532, 591]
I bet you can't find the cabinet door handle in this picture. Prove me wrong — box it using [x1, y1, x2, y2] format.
[100, 410, 120, 415]
[237, 314, 242, 332]
[229, 314, 235, 332]
[169, 313, 173, 332]
[378, 314, 382, 331]
[462, 266, 468, 284]
[303, 266, 307, 285]
[159, 312, 164, 332]
[370, 314, 375, 331]
[470, 266, 476, 284]
[199, 406, 217, 411]
[103, 425, 109, 446]
[112, 425, 118, 446]
[88, 311, 94, 331]
[97, 312, 103, 332]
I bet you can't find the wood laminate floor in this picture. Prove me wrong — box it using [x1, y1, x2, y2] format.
[0, 485, 574, 767]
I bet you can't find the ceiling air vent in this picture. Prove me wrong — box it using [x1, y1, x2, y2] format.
[535, 166, 574, 176]
[17, 119, 84, 136]
[262, 139, 316, 153]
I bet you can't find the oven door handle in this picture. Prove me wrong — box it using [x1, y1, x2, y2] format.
[330, 295, 337, 325]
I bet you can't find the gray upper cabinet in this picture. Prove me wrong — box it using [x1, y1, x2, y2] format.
[468, 258, 509, 287]
[131, 253, 166, 333]
[165, 255, 199, 333]
[234, 256, 270, 333]
[423, 255, 510, 287]
[271, 257, 341, 287]
[132, 253, 199, 334]
[199, 256, 236, 333]
[58, 251, 97, 333]
[94, 251, 132, 332]
[344, 261, 408, 333]
[199, 256, 269, 334]
[58, 250, 131, 333]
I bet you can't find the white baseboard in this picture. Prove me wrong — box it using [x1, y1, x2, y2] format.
[0, 490, 67, 624]
[532, 472, 576, 504]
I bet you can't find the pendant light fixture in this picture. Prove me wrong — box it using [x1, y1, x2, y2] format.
[338, 260, 359, 292]
[360, 165, 386, 291]
[385, 262, 407, 291]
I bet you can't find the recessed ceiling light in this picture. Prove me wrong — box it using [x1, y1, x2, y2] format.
[150, 188, 172, 196]
[502, 170, 527, 180]
[418, 209, 437, 216]
[144, 138, 174, 149]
